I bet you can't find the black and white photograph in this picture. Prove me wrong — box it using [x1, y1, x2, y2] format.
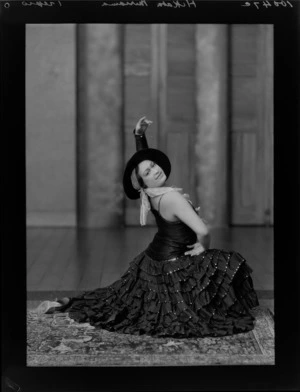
[26, 22, 274, 367]
[1, 1, 300, 391]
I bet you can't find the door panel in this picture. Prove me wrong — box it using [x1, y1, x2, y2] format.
[230, 25, 273, 225]
[232, 132, 259, 222]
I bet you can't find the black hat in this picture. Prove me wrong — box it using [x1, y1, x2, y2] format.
[123, 133, 171, 200]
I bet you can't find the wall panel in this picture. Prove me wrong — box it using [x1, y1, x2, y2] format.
[26, 24, 76, 227]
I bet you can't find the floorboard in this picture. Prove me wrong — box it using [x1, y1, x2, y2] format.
[26, 228, 54, 270]
[27, 226, 273, 296]
[77, 230, 107, 291]
[57, 229, 96, 291]
[39, 230, 76, 290]
[27, 229, 68, 290]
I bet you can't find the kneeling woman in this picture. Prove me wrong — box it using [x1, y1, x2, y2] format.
[40, 116, 259, 338]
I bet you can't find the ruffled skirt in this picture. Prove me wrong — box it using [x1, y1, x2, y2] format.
[55, 249, 259, 338]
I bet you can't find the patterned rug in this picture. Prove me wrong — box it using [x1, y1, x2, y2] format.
[27, 306, 274, 366]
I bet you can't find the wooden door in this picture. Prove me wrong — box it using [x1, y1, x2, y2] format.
[124, 24, 197, 226]
[230, 25, 273, 225]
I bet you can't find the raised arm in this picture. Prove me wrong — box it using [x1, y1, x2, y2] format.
[133, 116, 152, 150]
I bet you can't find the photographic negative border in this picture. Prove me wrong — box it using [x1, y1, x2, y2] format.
[1, 1, 300, 391]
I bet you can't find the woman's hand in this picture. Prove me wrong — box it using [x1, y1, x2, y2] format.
[135, 116, 153, 135]
[184, 242, 205, 256]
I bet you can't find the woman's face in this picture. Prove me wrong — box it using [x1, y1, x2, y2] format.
[138, 160, 166, 188]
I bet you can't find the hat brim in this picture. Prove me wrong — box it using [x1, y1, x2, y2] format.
[123, 148, 171, 199]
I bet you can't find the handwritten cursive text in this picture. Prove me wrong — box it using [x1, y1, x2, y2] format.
[102, 0, 148, 6]
[22, 1, 62, 7]
[157, 0, 197, 8]
[241, 0, 293, 9]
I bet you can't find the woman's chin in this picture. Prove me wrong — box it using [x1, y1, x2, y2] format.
[157, 176, 166, 187]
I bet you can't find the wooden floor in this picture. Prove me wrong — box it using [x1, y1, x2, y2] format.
[27, 226, 273, 296]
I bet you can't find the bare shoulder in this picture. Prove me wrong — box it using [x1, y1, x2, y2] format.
[161, 191, 187, 206]
[159, 191, 187, 221]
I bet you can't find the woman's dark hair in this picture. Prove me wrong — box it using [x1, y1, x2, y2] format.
[135, 166, 147, 189]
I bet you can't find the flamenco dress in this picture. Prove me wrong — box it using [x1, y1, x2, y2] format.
[49, 199, 260, 338]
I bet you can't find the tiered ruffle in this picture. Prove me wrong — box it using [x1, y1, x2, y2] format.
[59, 249, 259, 338]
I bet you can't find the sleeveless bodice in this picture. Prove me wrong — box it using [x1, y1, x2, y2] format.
[145, 208, 197, 261]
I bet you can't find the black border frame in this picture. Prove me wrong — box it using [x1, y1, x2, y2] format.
[1, 1, 300, 391]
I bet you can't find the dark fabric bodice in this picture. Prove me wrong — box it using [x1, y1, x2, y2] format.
[145, 208, 197, 261]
